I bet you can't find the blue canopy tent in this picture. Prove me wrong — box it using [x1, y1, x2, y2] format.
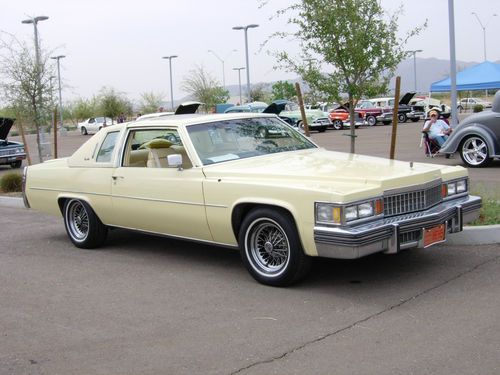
[430, 61, 500, 92]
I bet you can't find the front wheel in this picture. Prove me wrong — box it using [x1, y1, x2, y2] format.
[63, 199, 108, 248]
[459, 136, 491, 167]
[81, 127, 88, 135]
[366, 115, 376, 126]
[10, 161, 22, 169]
[239, 208, 311, 286]
[332, 120, 343, 130]
[397, 113, 407, 123]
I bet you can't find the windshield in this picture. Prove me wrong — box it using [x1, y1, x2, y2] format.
[187, 117, 316, 165]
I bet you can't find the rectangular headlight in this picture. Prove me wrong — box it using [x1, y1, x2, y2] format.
[345, 205, 358, 221]
[443, 178, 468, 198]
[456, 179, 467, 193]
[357, 202, 374, 218]
[316, 198, 382, 225]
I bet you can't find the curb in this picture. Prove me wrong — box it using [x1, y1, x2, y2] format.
[0, 196, 498, 246]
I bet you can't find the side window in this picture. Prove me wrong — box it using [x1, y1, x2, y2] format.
[96, 131, 119, 163]
[122, 128, 191, 169]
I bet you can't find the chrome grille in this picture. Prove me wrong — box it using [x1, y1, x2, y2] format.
[384, 183, 442, 217]
[0, 149, 15, 157]
[400, 230, 421, 244]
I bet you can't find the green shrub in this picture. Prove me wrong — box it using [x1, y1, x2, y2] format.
[473, 104, 483, 113]
[0, 172, 22, 192]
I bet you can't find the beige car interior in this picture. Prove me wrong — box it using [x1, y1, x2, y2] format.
[122, 130, 192, 169]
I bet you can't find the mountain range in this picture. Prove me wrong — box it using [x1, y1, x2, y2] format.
[176, 57, 498, 105]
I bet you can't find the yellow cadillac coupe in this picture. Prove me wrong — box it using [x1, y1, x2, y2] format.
[23, 113, 482, 286]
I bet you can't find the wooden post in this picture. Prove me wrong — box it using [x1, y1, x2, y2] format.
[17, 121, 31, 166]
[295, 82, 310, 137]
[53, 107, 58, 159]
[389, 76, 401, 160]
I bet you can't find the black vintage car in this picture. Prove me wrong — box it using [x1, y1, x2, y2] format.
[440, 90, 500, 167]
[375, 92, 416, 124]
[0, 117, 26, 169]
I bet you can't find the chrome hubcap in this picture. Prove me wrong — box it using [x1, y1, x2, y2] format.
[462, 137, 487, 165]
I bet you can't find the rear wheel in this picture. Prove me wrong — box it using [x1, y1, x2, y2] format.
[10, 161, 22, 169]
[239, 208, 311, 286]
[366, 115, 376, 126]
[459, 136, 491, 167]
[63, 199, 108, 248]
[81, 127, 88, 135]
[332, 120, 343, 130]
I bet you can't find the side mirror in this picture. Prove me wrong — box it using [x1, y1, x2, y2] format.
[167, 154, 183, 170]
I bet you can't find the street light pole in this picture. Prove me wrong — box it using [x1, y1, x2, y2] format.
[208, 50, 225, 88]
[22, 15, 49, 162]
[233, 24, 259, 103]
[162, 55, 178, 111]
[233, 67, 245, 104]
[50, 55, 65, 127]
[408, 50, 423, 92]
[471, 12, 497, 61]
[22, 16, 49, 70]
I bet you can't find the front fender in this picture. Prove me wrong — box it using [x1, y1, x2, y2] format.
[440, 123, 498, 155]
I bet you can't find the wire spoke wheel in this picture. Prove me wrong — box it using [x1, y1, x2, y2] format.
[247, 219, 290, 276]
[63, 199, 107, 248]
[67, 200, 89, 240]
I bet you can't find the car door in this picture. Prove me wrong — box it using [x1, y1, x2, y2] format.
[109, 128, 212, 241]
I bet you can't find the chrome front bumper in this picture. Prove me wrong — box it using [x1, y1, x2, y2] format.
[314, 195, 482, 259]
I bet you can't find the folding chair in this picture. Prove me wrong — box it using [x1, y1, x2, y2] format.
[420, 131, 440, 158]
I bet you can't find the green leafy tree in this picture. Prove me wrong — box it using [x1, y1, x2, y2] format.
[266, 0, 425, 152]
[250, 83, 270, 103]
[97, 87, 132, 123]
[271, 81, 296, 101]
[68, 97, 98, 123]
[0, 32, 56, 162]
[181, 65, 229, 112]
[138, 91, 165, 114]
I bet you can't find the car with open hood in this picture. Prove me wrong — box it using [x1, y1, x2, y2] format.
[328, 104, 365, 129]
[440, 90, 500, 167]
[136, 101, 202, 121]
[371, 92, 416, 124]
[0, 117, 26, 169]
[23, 112, 481, 286]
[271, 100, 330, 132]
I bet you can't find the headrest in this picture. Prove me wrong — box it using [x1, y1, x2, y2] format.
[141, 138, 173, 149]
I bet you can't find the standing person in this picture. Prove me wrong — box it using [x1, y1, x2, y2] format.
[422, 109, 452, 147]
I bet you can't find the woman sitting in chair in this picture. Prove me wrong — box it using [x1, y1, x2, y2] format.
[422, 109, 452, 147]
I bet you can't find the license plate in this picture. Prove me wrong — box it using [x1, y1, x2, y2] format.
[423, 224, 446, 248]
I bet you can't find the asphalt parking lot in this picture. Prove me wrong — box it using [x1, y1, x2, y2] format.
[1, 118, 499, 374]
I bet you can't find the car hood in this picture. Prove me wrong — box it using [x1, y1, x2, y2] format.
[175, 101, 202, 115]
[202, 148, 462, 198]
[0, 117, 15, 140]
[399, 92, 416, 105]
